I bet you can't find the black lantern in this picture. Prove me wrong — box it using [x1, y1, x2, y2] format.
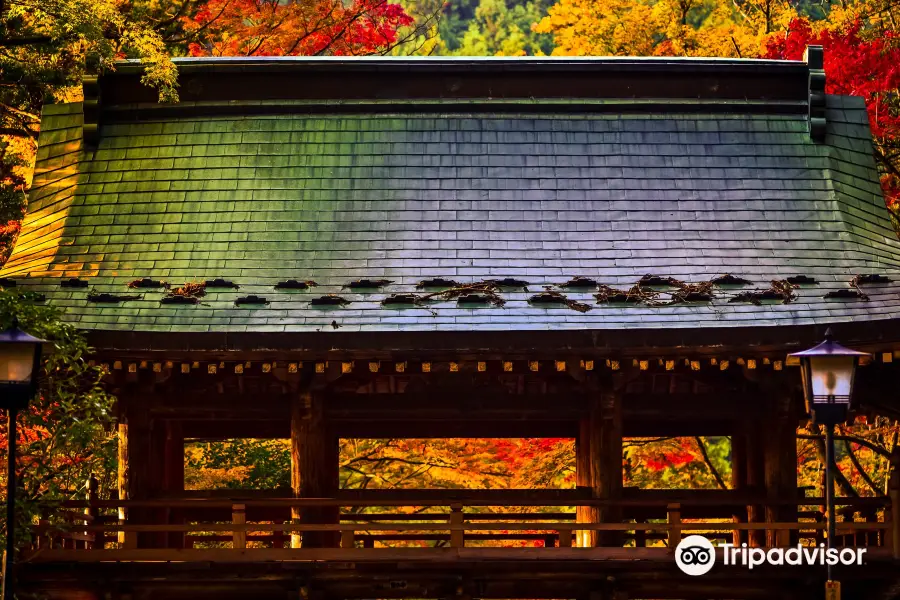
[788, 327, 869, 589]
[0, 319, 44, 409]
[788, 327, 869, 425]
[0, 318, 45, 600]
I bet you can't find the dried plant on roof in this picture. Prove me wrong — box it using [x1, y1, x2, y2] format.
[669, 281, 716, 304]
[529, 290, 592, 312]
[420, 281, 506, 307]
[848, 275, 873, 301]
[595, 284, 662, 305]
[127, 278, 169, 289]
[639, 274, 685, 287]
[595, 277, 721, 306]
[165, 281, 207, 300]
[728, 280, 797, 305]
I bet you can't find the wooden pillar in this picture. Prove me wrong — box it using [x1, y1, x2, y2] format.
[119, 402, 153, 548]
[889, 451, 900, 559]
[291, 389, 340, 548]
[589, 392, 623, 547]
[164, 420, 185, 549]
[746, 423, 765, 547]
[576, 417, 594, 547]
[731, 432, 747, 547]
[147, 417, 169, 548]
[764, 396, 798, 547]
[117, 421, 130, 548]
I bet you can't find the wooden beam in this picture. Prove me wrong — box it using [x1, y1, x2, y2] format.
[182, 419, 580, 439]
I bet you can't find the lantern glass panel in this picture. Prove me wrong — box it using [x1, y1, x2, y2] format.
[0, 343, 36, 384]
[808, 355, 856, 404]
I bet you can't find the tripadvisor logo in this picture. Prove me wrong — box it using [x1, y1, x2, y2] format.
[675, 535, 716, 576]
[675, 535, 867, 575]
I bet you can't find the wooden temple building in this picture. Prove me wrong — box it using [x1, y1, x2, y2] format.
[5, 48, 900, 599]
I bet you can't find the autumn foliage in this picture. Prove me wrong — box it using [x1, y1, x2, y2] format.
[184, 0, 414, 56]
[763, 18, 900, 218]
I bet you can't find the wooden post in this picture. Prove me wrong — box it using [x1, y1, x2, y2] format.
[86, 475, 101, 550]
[291, 388, 340, 548]
[667, 503, 682, 549]
[117, 421, 132, 548]
[633, 521, 646, 548]
[731, 433, 747, 547]
[558, 527, 573, 548]
[746, 424, 765, 547]
[163, 420, 185, 549]
[232, 504, 246, 549]
[119, 402, 154, 549]
[590, 392, 623, 547]
[576, 417, 594, 547]
[449, 504, 465, 548]
[341, 530, 355, 549]
[764, 396, 799, 547]
[272, 521, 288, 549]
[37, 509, 49, 550]
[890, 460, 900, 559]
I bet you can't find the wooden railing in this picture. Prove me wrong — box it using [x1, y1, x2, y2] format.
[26, 491, 900, 560]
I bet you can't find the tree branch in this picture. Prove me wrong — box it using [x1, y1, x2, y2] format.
[798, 433, 892, 459]
[694, 436, 728, 490]
[844, 438, 882, 496]
[806, 425, 859, 497]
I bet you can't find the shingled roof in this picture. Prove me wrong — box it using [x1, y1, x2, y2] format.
[5, 54, 900, 352]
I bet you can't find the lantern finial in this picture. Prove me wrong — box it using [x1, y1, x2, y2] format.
[824, 327, 834, 342]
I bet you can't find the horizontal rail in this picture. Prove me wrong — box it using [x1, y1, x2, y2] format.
[58, 496, 890, 509]
[35, 521, 891, 533]
[341, 512, 576, 521]
[22, 546, 900, 566]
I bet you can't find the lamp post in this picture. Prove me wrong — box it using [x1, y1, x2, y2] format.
[788, 327, 869, 593]
[0, 318, 44, 600]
